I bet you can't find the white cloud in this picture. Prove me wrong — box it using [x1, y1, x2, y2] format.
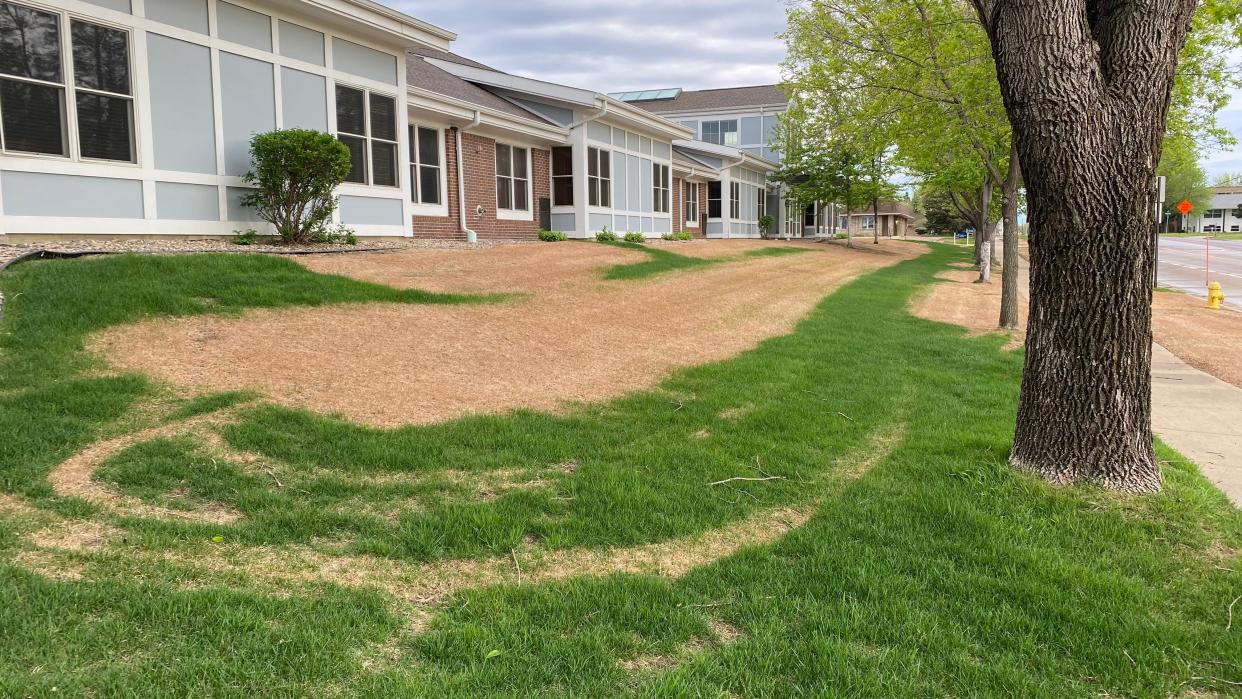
[387, 0, 787, 91]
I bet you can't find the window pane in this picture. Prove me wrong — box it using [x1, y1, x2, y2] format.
[0, 78, 64, 154]
[0, 3, 61, 82]
[72, 21, 129, 95]
[553, 177, 573, 207]
[600, 180, 610, 209]
[599, 150, 610, 178]
[417, 127, 439, 167]
[513, 147, 527, 179]
[496, 144, 511, 177]
[419, 164, 440, 205]
[497, 176, 511, 210]
[339, 134, 365, 183]
[587, 148, 597, 177]
[335, 85, 365, 136]
[514, 178, 528, 211]
[76, 92, 131, 161]
[372, 140, 397, 186]
[369, 93, 396, 142]
[409, 164, 418, 201]
[552, 146, 572, 177]
[588, 179, 597, 207]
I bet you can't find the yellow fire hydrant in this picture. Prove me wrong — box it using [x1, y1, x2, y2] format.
[1207, 281, 1225, 310]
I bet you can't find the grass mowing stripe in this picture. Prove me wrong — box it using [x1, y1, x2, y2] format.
[599, 241, 814, 281]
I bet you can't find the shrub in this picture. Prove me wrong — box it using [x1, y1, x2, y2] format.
[759, 214, 776, 238]
[623, 232, 645, 243]
[595, 229, 619, 242]
[661, 231, 694, 241]
[835, 231, 848, 240]
[310, 224, 358, 246]
[241, 129, 352, 245]
[231, 229, 259, 246]
[539, 230, 568, 242]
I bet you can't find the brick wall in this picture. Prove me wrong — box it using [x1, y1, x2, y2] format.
[412, 129, 550, 241]
[671, 178, 708, 238]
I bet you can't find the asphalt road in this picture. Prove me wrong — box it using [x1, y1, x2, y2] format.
[1158, 236, 1242, 310]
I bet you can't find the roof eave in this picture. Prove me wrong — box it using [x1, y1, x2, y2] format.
[291, 0, 455, 50]
[407, 87, 570, 145]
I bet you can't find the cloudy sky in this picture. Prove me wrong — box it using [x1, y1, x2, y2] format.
[390, 0, 1242, 180]
[391, 0, 787, 92]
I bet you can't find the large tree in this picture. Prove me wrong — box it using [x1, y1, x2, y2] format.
[970, 1, 1199, 492]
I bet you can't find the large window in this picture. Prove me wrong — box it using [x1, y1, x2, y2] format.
[496, 142, 529, 211]
[588, 146, 610, 207]
[702, 120, 739, 146]
[336, 85, 398, 187]
[708, 181, 722, 219]
[861, 215, 876, 230]
[730, 182, 740, 219]
[684, 181, 698, 225]
[552, 146, 573, 206]
[804, 204, 817, 228]
[0, 2, 134, 162]
[408, 125, 441, 205]
[653, 163, 670, 214]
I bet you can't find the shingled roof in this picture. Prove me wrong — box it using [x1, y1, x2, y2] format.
[405, 47, 558, 124]
[626, 85, 788, 114]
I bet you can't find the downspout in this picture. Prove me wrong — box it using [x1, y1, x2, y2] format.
[455, 110, 483, 244]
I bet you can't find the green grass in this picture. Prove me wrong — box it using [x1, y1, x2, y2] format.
[600, 241, 814, 281]
[0, 253, 486, 500]
[0, 246, 1239, 696]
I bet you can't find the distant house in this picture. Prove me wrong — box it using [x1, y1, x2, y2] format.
[834, 202, 919, 238]
[1185, 186, 1242, 233]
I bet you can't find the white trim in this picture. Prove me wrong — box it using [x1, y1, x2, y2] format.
[407, 121, 449, 218]
[494, 140, 532, 219]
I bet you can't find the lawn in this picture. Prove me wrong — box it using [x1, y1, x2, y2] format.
[0, 245, 1239, 697]
[601, 241, 813, 280]
[1163, 232, 1242, 241]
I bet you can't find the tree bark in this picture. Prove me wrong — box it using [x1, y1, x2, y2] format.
[999, 140, 1021, 329]
[974, 0, 1197, 492]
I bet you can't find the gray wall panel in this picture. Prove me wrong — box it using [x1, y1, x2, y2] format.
[340, 195, 404, 226]
[146, 0, 208, 33]
[148, 34, 217, 174]
[82, 0, 130, 12]
[612, 153, 627, 211]
[226, 187, 261, 221]
[218, 1, 272, 52]
[639, 157, 652, 213]
[627, 154, 640, 212]
[589, 213, 611, 232]
[550, 213, 575, 232]
[220, 51, 276, 176]
[741, 117, 762, 145]
[587, 121, 610, 143]
[279, 20, 324, 65]
[332, 38, 396, 85]
[2, 172, 143, 218]
[281, 67, 327, 131]
[654, 217, 671, 234]
[156, 181, 220, 221]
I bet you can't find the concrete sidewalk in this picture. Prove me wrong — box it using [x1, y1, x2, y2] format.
[1151, 343, 1242, 506]
[1015, 253, 1241, 506]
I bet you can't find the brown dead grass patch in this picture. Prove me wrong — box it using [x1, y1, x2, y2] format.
[909, 269, 1026, 350]
[93, 241, 924, 427]
[13, 550, 87, 581]
[28, 520, 119, 553]
[1153, 290, 1242, 389]
[46, 405, 252, 525]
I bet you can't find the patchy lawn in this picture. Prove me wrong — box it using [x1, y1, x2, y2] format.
[0, 244, 1239, 697]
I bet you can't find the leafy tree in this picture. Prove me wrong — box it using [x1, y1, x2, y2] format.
[241, 130, 352, 245]
[1159, 134, 1213, 230]
[971, 0, 1205, 492]
[915, 186, 972, 235]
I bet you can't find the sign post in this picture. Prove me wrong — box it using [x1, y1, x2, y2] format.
[1153, 177, 1166, 288]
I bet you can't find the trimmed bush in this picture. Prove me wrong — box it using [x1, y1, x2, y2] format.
[241, 129, 352, 245]
[231, 230, 259, 246]
[539, 230, 568, 242]
[623, 232, 645, 243]
[661, 231, 695, 241]
[595, 229, 619, 243]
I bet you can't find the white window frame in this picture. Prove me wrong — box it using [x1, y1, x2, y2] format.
[653, 163, 669, 214]
[587, 146, 611, 210]
[684, 181, 698, 227]
[336, 83, 399, 189]
[703, 119, 739, 147]
[551, 145, 573, 208]
[0, 2, 138, 165]
[861, 215, 876, 230]
[408, 122, 446, 215]
[496, 141, 532, 220]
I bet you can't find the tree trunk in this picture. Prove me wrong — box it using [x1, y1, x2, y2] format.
[999, 141, 1021, 329]
[974, 0, 1197, 492]
[873, 196, 880, 245]
[976, 182, 992, 283]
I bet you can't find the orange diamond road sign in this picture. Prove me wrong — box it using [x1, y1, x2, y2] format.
[1178, 199, 1194, 215]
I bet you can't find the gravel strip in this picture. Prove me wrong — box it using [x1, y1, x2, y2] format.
[0, 237, 528, 270]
